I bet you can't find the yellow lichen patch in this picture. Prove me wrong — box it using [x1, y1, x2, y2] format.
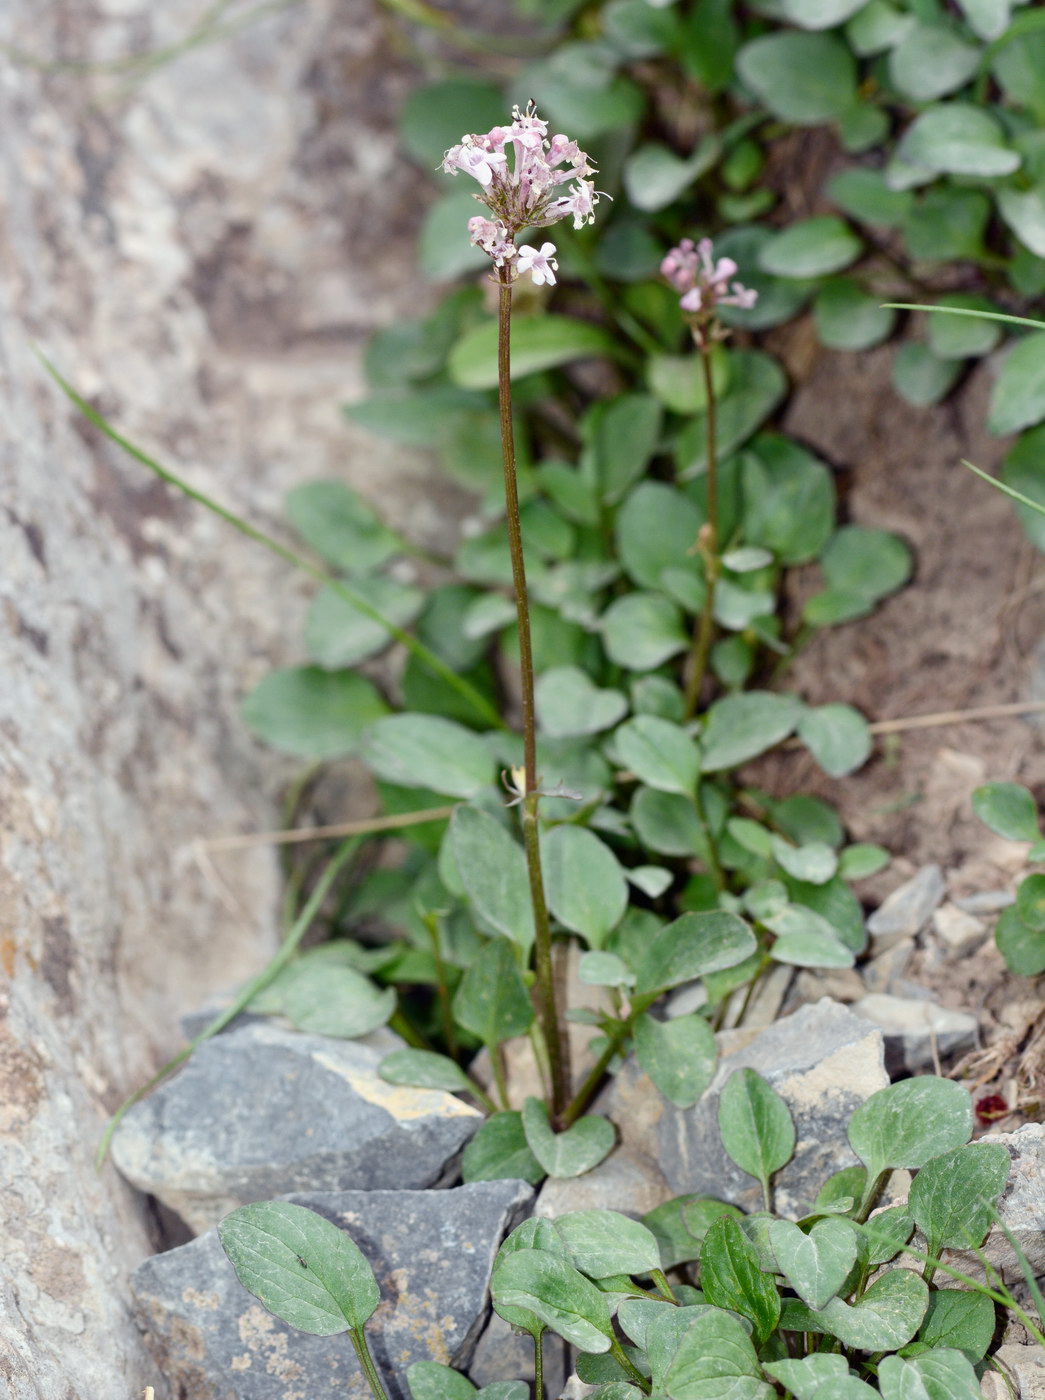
[182, 1288, 222, 1311]
[310, 1051, 481, 1122]
[230, 1354, 253, 1371]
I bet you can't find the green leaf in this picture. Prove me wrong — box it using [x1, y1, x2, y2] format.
[878, 1348, 982, 1400]
[858, 1205, 913, 1268]
[798, 704, 872, 777]
[408, 1360, 477, 1400]
[306, 575, 424, 668]
[450, 315, 620, 391]
[828, 168, 913, 227]
[700, 692, 804, 773]
[616, 716, 701, 796]
[542, 824, 628, 949]
[241, 666, 389, 760]
[452, 938, 534, 1046]
[988, 332, 1045, 436]
[461, 1111, 544, 1184]
[839, 844, 891, 880]
[888, 22, 981, 101]
[780, 0, 868, 29]
[218, 1200, 379, 1335]
[995, 904, 1045, 975]
[267, 960, 396, 1038]
[536, 666, 628, 738]
[635, 1012, 717, 1109]
[1018, 873, 1045, 930]
[590, 393, 664, 504]
[555, 1209, 663, 1279]
[453, 806, 532, 946]
[647, 349, 731, 416]
[764, 1354, 851, 1400]
[420, 191, 490, 280]
[736, 32, 857, 124]
[718, 1068, 796, 1197]
[635, 911, 758, 996]
[631, 787, 707, 858]
[916, 1290, 996, 1360]
[813, 277, 895, 352]
[699, 1216, 780, 1346]
[401, 78, 505, 169]
[623, 137, 721, 213]
[820, 526, 913, 604]
[361, 714, 493, 798]
[491, 1247, 614, 1351]
[897, 104, 1021, 179]
[758, 217, 862, 279]
[658, 1307, 771, 1399]
[909, 1141, 1011, 1256]
[891, 343, 964, 409]
[998, 184, 1045, 261]
[740, 434, 835, 565]
[579, 950, 636, 988]
[816, 1268, 928, 1350]
[765, 904, 856, 968]
[602, 593, 689, 671]
[287, 480, 401, 574]
[521, 1097, 615, 1180]
[616, 481, 704, 591]
[680, 0, 739, 91]
[715, 227, 814, 333]
[782, 873, 866, 953]
[379, 1048, 472, 1094]
[770, 838, 839, 886]
[647, 1198, 742, 1270]
[676, 352, 789, 475]
[926, 295, 1004, 360]
[770, 1216, 859, 1311]
[1002, 425, 1045, 550]
[848, 1077, 973, 1187]
[903, 187, 990, 263]
[523, 43, 644, 140]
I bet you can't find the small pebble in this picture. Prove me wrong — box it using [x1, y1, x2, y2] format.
[955, 890, 1016, 915]
[867, 864, 946, 952]
[851, 993, 978, 1073]
[933, 902, 987, 953]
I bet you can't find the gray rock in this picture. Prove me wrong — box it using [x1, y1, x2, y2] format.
[867, 865, 946, 951]
[956, 890, 1016, 915]
[933, 903, 988, 954]
[851, 993, 978, 1073]
[861, 938, 915, 995]
[133, 1181, 533, 1400]
[947, 1124, 1045, 1287]
[534, 1145, 672, 1220]
[468, 1312, 568, 1396]
[560, 1381, 597, 1400]
[602, 999, 888, 1217]
[112, 1021, 481, 1232]
[795, 967, 866, 1004]
[981, 1341, 1045, 1399]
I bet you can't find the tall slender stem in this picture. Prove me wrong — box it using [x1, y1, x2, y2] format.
[349, 1327, 393, 1400]
[496, 275, 569, 1122]
[683, 340, 721, 719]
[533, 1326, 545, 1400]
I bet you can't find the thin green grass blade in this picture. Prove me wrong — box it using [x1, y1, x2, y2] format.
[37, 350, 503, 728]
[963, 460, 1045, 519]
[95, 835, 361, 1169]
[882, 304, 1045, 333]
[986, 1203, 1045, 1338]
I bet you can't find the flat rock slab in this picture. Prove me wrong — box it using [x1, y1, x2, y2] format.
[133, 1181, 534, 1400]
[112, 1021, 481, 1232]
[603, 998, 888, 1217]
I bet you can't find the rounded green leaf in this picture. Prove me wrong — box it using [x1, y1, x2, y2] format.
[888, 22, 980, 102]
[988, 332, 1045, 436]
[878, 1348, 982, 1400]
[828, 166, 913, 226]
[839, 844, 891, 880]
[740, 433, 835, 565]
[286, 480, 401, 575]
[590, 392, 664, 504]
[615, 481, 704, 591]
[816, 1268, 928, 1351]
[408, 1360, 477, 1400]
[995, 904, 1045, 975]
[701, 692, 804, 772]
[634, 1011, 717, 1108]
[909, 1141, 1010, 1255]
[718, 1068, 796, 1190]
[631, 787, 706, 858]
[737, 32, 857, 124]
[420, 191, 489, 281]
[647, 349, 731, 415]
[579, 950, 635, 988]
[1017, 873, 1045, 930]
[892, 342, 963, 408]
[898, 104, 1021, 179]
[218, 1200, 379, 1335]
[521, 1097, 616, 1180]
[452, 938, 534, 1047]
[274, 961, 396, 1039]
[461, 1111, 545, 1185]
[770, 837, 839, 886]
[765, 904, 856, 968]
[780, 0, 868, 29]
[999, 186, 1045, 262]
[361, 714, 494, 798]
[926, 295, 1005, 360]
[821, 526, 913, 603]
[916, 1290, 996, 1360]
[452, 805, 535, 953]
[658, 1306, 768, 1398]
[241, 666, 389, 760]
[450, 315, 620, 391]
[491, 1248, 614, 1352]
[616, 716, 701, 796]
[814, 278, 896, 351]
[623, 138, 720, 213]
[798, 703, 873, 778]
[635, 911, 757, 996]
[554, 1209, 662, 1280]
[306, 576, 424, 669]
[676, 351, 789, 475]
[601, 592, 689, 671]
[1001, 424, 1045, 551]
[379, 1049, 472, 1095]
[758, 217, 863, 279]
[769, 1216, 859, 1311]
[848, 1077, 972, 1184]
[542, 824, 628, 949]
[401, 78, 505, 169]
[535, 665, 628, 738]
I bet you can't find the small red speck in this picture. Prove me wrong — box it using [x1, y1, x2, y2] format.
[976, 1094, 1009, 1122]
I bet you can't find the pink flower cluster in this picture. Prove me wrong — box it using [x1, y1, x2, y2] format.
[442, 103, 601, 286]
[661, 238, 758, 316]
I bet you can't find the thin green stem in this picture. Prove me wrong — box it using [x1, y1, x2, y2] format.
[422, 910, 459, 1062]
[496, 276, 569, 1122]
[609, 1336, 650, 1391]
[683, 341, 721, 719]
[96, 836, 361, 1168]
[561, 1018, 631, 1127]
[692, 785, 726, 892]
[350, 1327, 393, 1400]
[533, 1326, 545, 1400]
[37, 351, 503, 731]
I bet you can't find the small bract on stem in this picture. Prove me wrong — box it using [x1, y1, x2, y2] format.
[442, 103, 604, 1122]
[660, 238, 758, 718]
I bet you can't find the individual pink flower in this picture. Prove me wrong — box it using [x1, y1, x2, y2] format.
[517, 242, 558, 287]
[442, 102, 603, 284]
[662, 237, 758, 318]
